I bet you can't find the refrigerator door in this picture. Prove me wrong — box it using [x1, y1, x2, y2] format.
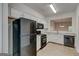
[13, 18, 36, 56]
[30, 20, 36, 56]
[21, 19, 31, 56]
[20, 18, 36, 56]
[13, 19, 20, 56]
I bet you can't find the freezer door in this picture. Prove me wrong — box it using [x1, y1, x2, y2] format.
[13, 19, 20, 56]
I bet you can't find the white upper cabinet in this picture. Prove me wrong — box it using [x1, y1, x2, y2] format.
[23, 13, 30, 19]
[23, 13, 38, 22]
[11, 8, 23, 18]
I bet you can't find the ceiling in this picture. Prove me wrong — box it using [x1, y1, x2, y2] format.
[24, 3, 78, 17]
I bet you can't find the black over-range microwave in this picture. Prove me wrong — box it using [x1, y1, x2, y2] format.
[36, 23, 44, 29]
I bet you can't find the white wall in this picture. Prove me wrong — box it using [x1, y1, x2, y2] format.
[0, 3, 2, 53]
[2, 3, 8, 53]
[8, 19, 13, 55]
[75, 4, 79, 53]
[0, 3, 8, 54]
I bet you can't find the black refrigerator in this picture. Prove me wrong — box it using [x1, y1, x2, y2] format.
[13, 18, 36, 56]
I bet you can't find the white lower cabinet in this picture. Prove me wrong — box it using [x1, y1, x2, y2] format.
[47, 33, 64, 44]
[56, 34, 64, 44]
[47, 34, 58, 43]
[37, 35, 41, 51]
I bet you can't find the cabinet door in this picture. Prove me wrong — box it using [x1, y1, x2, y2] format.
[64, 35, 74, 48]
[13, 20, 20, 56]
[24, 13, 36, 21]
[23, 13, 30, 19]
[37, 35, 41, 51]
[56, 34, 64, 44]
[47, 34, 58, 43]
[11, 8, 23, 18]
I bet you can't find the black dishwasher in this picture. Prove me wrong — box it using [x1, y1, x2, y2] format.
[64, 35, 75, 48]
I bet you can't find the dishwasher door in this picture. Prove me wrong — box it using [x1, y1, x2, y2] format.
[64, 35, 74, 48]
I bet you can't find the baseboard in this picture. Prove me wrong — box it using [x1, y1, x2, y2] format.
[37, 48, 41, 52]
[37, 43, 47, 52]
[47, 41, 64, 46]
[0, 53, 9, 56]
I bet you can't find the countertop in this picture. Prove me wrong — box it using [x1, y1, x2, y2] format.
[46, 31, 76, 36]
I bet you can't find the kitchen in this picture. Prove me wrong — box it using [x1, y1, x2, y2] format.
[37, 16, 76, 55]
[0, 3, 79, 56]
[8, 3, 79, 56]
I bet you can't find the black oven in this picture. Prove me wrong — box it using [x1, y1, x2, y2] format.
[41, 34, 47, 49]
[37, 23, 44, 29]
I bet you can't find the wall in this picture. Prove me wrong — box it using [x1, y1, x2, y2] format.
[50, 21, 72, 31]
[0, 3, 8, 54]
[0, 3, 2, 53]
[75, 5, 79, 53]
[2, 3, 8, 53]
[50, 21, 55, 31]
[8, 19, 13, 55]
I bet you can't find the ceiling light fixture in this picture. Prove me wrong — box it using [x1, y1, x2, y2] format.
[50, 4, 56, 13]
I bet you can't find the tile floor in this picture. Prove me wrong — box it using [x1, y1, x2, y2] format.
[37, 43, 79, 56]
